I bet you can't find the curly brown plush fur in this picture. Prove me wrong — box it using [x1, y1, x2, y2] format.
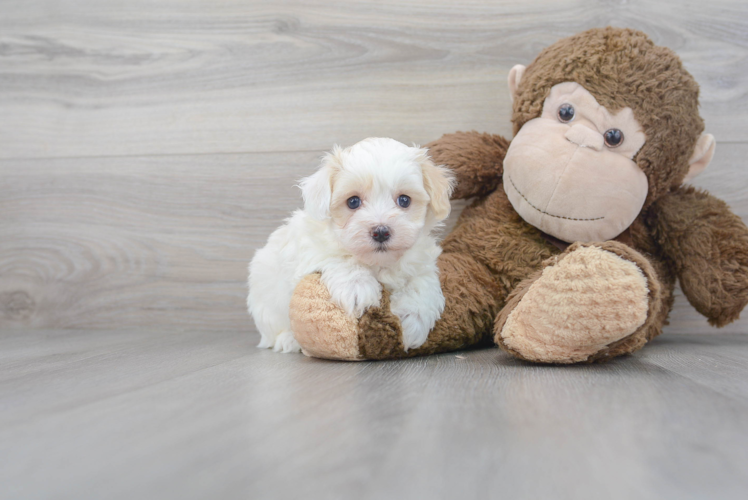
[289, 27, 748, 364]
[649, 186, 748, 326]
[428, 132, 510, 199]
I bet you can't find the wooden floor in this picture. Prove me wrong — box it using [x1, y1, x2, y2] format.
[2, 1, 748, 499]
[1, 329, 748, 500]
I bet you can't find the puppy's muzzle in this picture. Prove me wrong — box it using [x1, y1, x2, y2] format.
[371, 226, 391, 243]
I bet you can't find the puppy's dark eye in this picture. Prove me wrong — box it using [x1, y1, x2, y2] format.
[347, 196, 361, 209]
[604, 129, 624, 147]
[558, 103, 575, 123]
[397, 195, 411, 208]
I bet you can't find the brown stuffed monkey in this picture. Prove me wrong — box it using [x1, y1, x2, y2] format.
[288, 27, 748, 364]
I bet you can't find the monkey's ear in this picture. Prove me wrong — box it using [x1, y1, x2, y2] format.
[418, 150, 456, 221]
[683, 133, 716, 183]
[508, 64, 526, 103]
[299, 147, 342, 220]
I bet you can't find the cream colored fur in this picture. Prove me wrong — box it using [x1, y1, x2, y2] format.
[503, 82, 649, 243]
[290, 274, 362, 360]
[501, 246, 650, 363]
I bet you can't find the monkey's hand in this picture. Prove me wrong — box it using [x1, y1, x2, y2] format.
[651, 186, 748, 326]
[425, 131, 510, 199]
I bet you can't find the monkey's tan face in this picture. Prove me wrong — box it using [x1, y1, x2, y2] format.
[504, 82, 648, 243]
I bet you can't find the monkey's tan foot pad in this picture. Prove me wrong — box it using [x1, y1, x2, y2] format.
[291, 273, 426, 361]
[289, 273, 365, 361]
[494, 244, 652, 364]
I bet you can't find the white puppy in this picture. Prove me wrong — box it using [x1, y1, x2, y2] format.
[248, 137, 455, 353]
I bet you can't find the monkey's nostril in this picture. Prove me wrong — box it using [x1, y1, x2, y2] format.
[371, 226, 391, 243]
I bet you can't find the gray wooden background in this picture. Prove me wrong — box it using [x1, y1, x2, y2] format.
[2, 0, 748, 336]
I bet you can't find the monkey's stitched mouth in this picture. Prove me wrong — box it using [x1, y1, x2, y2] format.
[507, 175, 604, 222]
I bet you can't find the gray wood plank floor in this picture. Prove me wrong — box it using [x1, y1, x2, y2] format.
[1, 329, 748, 500]
[2, 1, 748, 498]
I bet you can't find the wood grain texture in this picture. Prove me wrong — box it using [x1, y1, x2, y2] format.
[0, 0, 747, 159]
[1, 329, 747, 500]
[2, 144, 748, 333]
[0, 151, 318, 330]
[1, 1, 747, 334]
[3, 3, 748, 498]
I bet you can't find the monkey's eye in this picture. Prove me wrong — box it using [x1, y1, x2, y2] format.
[558, 103, 575, 123]
[347, 196, 361, 209]
[397, 195, 411, 208]
[604, 129, 624, 148]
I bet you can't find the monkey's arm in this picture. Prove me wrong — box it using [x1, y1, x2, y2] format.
[650, 186, 748, 326]
[425, 131, 510, 199]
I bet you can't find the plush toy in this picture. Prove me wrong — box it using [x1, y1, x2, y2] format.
[288, 27, 748, 363]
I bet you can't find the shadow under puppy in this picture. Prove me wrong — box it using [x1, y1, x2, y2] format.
[248, 137, 455, 353]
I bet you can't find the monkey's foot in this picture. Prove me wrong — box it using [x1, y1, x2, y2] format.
[494, 242, 661, 364]
[290, 273, 410, 360]
[289, 274, 364, 360]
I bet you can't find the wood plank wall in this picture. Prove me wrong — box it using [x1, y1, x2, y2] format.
[1, 0, 747, 334]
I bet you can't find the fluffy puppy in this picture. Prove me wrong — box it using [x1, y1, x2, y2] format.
[248, 137, 455, 353]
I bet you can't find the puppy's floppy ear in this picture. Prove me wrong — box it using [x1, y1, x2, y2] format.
[417, 149, 456, 221]
[300, 146, 343, 220]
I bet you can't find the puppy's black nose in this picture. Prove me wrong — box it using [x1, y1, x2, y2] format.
[371, 226, 391, 243]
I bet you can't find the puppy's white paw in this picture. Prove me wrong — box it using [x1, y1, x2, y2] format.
[273, 331, 301, 353]
[328, 274, 382, 318]
[257, 333, 274, 349]
[397, 313, 431, 351]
